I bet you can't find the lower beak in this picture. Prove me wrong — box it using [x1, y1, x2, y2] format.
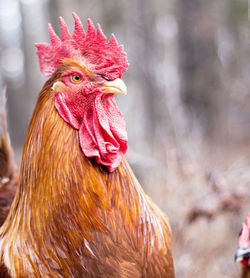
[100, 78, 127, 95]
[235, 248, 250, 263]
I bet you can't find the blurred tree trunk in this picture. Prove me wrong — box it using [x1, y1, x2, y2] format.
[133, 0, 158, 140]
[177, 0, 222, 137]
[129, 0, 173, 148]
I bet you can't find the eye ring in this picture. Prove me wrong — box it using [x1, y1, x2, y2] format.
[71, 74, 82, 83]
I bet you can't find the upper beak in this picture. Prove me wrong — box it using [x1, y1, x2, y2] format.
[235, 247, 250, 263]
[100, 78, 127, 95]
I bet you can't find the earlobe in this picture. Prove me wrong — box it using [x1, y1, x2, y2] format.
[52, 81, 67, 93]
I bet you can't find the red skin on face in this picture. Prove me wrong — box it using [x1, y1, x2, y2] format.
[54, 67, 127, 172]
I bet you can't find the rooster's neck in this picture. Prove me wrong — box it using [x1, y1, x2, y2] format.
[0, 81, 157, 276]
[4, 82, 121, 230]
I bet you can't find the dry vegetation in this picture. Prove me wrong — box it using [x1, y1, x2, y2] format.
[140, 137, 250, 278]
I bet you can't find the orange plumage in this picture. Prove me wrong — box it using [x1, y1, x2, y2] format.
[0, 15, 174, 277]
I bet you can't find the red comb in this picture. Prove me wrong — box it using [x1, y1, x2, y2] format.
[35, 13, 129, 79]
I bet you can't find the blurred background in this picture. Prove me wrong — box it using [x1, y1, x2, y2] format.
[0, 0, 249, 277]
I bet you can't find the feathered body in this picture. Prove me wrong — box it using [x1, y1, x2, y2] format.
[0, 14, 174, 277]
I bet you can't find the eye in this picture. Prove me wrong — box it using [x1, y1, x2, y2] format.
[70, 74, 83, 83]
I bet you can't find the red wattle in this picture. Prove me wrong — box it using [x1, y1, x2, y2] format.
[54, 91, 127, 172]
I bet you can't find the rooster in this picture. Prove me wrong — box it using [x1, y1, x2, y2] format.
[235, 213, 250, 278]
[0, 13, 174, 277]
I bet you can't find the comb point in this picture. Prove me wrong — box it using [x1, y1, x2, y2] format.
[108, 34, 118, 47]
[48, 23, 60, 45]
[96, 23, 106, 42]
[59, 16, 71, 41]
[86, 18, 96, 39]
[72, 12, 85, 40]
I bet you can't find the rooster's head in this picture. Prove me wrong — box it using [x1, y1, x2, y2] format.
[235, 213, 250, 267]
[35, 13, 129, 172]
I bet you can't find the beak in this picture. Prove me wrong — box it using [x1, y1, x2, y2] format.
[100, 78, 127, 95]
[235, 247, 250, 263]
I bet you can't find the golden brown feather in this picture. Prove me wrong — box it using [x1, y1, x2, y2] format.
[242, 266, 250, 278]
